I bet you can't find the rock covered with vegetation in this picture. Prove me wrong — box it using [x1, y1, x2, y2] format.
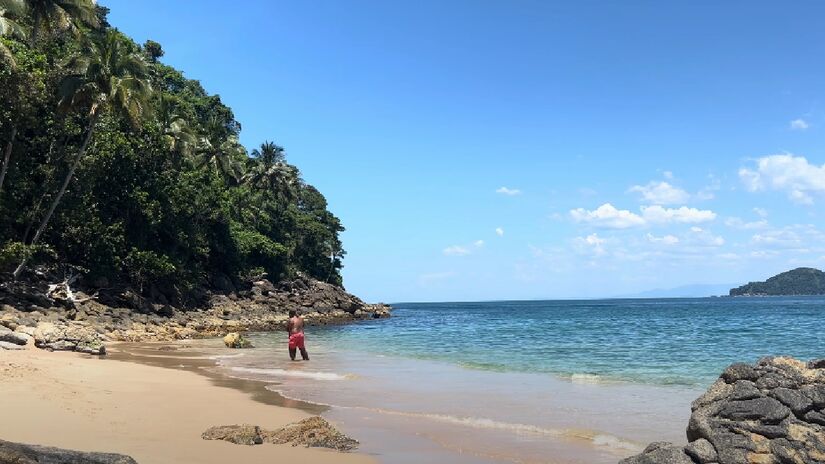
[729, 268, 825, 296]
[0, 0, 349, 305]
[620, 357, 825, 464]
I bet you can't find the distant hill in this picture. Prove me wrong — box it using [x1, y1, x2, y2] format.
[729, 268, 825, 296]
[618, 284, 735, 299]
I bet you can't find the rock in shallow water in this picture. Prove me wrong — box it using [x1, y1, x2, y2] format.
[620, 356, 825, 464]
[0, 439, 137, 463]
[222, 332, 253, 348]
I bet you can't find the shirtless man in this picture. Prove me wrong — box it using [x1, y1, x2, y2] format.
[286, 309, 309, 361]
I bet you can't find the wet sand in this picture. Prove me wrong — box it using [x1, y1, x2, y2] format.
[0, 344, 374, 464]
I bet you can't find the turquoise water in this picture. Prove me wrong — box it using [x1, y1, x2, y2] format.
[309, 297, 825, 386]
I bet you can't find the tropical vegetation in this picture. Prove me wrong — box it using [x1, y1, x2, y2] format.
[729, 268, 825, 296]
[0, 0, 346, 305]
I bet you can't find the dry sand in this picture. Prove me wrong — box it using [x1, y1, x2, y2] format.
[0, 345, 375, 464]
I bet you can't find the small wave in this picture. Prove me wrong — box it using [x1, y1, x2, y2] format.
[209, 353, 247, 360]
[591, 434, 642, 451]
[569, 373, 605, 384]
[361, 408, 642, 453]
[229, 367, 347, 381]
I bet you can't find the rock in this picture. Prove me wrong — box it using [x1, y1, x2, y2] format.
[262, 416, 359, 451]
[0, 341, 26, 350]
[619, 442, 694, 464]
[0, 439, 137, 463]
[203, 417, 358, 452]
[201, 425, 263, 445]
[623, 356, 825, 464]
[223, 332, 253, 348]
[0, 329, 31, 346]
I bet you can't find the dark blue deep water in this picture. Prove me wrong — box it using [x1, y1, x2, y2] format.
[311, 297, 825, 386]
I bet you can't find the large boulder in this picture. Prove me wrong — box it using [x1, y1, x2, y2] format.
[620, 356, 825, 464]
[0, 326, 30, 345]
[0, 439, 137, 463]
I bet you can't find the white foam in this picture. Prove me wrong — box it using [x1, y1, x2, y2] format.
[570, 373, 606, 384]
[229, 366, 346, 381]
[592, 434, 643, 452]
[358, 408, 642, 453]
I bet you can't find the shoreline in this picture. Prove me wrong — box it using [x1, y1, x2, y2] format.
[0, 344, 375, 464]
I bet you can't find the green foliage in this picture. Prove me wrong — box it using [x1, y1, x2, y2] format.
[0, 3, 346, 302]
[0, 241, 55, 271]
[124, 248, 176, 292]
[729, 268, 825, 296]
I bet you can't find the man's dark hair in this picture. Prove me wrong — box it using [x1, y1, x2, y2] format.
[288, 310, 297, 317]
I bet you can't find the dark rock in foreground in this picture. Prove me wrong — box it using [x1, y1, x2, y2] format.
[620, 356, 825, 464]
[0, 439, 138, 463]
[202, 417, 358, 452]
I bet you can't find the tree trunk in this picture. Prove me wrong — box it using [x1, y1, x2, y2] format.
[13, 119, 96, 280]
[0, 125, 17, 198]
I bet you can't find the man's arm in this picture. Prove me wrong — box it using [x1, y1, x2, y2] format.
[286, 319, 292, 334]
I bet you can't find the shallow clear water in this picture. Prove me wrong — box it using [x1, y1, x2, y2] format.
[308, 297, 825, 386]
[209, 297, 825, 463]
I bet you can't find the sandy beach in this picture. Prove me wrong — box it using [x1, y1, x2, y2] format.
[0, 345, 374, 464]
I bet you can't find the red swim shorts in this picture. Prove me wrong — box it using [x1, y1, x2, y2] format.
[288, 332, 305, 350]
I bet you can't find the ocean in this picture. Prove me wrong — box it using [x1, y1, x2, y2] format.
[209, 297, 825, 463]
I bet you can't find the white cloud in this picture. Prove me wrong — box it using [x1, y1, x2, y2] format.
[495, 227, 504, 237]
[663, 171, 674, 180]
[474, 240, 485, 247]
[496, 187, 522, 196]
[646, 233, 679, 245]
[570, 203, 646, 229]
[724, 217, 768, 230]
[574, 233, 607, 256]
[753, 207, 768, 218]
[641, 205, 717, 224]
[571, 203, 716, 228]
[687, 227, 725, 247]
[790, 119, 810, 130]
[443, 245, 470, 256]
[739, 154, 825, 204]
[628, 181, 690, 205]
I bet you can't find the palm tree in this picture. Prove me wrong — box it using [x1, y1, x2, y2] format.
[0, 0, 27, 199]
[243, 143, 300, 216]
[195, 115, 246, 184]
[250, 140, 285, 165]
[14, 30, 151, 279]
[25, 0, 98, 45]
[157, 94, 196, 156]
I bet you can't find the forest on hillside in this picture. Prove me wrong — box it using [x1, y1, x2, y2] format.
[0, 0, 346, 305]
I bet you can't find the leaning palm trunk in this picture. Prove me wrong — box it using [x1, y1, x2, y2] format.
[13, 118, 96, 279]
[0, 125, 16, 198]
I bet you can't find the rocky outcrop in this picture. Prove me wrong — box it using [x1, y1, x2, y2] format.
[202, 417, 358, 452]
[620, 357, 825, 464]
[0, 439, 137, 463]
[0, 274, 391, 352]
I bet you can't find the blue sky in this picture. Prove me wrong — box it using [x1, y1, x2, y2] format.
[103, 0, 825, 302]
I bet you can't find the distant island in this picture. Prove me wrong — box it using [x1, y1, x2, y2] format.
[729, 267, 825, 296]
